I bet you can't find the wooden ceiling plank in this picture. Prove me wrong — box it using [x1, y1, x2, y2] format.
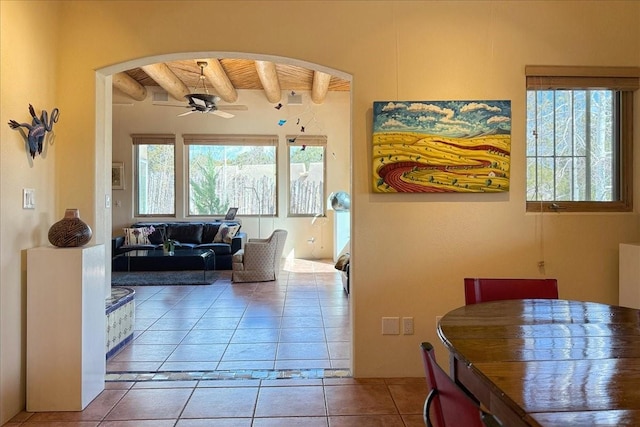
[311, 71, 332, 104]
[255, 60, 282, 103]
[113, 72, 147, 101]
[141, 63, 190, 101]
[202, 59, 238, 103]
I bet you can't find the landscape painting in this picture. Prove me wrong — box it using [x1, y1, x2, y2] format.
[372, 100, 511, 193]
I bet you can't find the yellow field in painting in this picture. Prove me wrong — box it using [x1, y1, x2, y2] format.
[372, 132, 510, 192]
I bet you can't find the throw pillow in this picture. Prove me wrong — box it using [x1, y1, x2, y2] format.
[213, 224, 241, 244]
[147, 226, 165, 245]
[223, 224, 241, 243]
[123, 227, 152, 246]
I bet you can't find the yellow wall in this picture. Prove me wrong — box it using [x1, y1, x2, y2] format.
[1, 1, 639, 423]
[1, 0, 60, 422]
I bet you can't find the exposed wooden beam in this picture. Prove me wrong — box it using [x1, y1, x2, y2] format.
[255, 60, 281, 103]
[141, 63, 190, 101]
[201, 59, 238, 103]
[311, 71, 332, 104]
[113, 72, 147, 101]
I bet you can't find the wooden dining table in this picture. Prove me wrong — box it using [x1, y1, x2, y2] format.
[437, 299, 640, 427]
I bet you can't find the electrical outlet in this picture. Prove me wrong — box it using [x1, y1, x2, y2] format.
[382, 317, 400, 335]
[402, 317, 414, 335]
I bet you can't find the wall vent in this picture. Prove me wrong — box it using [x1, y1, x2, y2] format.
[288, 93, 303, 105]
[152, 91, 169, 102]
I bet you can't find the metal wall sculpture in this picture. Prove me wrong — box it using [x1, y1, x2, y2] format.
[8, 104, 60, 158]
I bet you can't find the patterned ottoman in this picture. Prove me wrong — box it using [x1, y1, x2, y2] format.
[105, 287, 135, 360]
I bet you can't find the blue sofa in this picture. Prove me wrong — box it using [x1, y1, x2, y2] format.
[112, 221, 246, 271]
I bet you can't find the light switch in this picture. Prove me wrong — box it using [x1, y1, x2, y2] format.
[23, 188, 35, 209]
[105, 194, 111, 209]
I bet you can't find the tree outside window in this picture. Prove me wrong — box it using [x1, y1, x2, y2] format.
[288, 136, 326, 216]
[134, 135, 175, 216]
[525, 66, 636, 212]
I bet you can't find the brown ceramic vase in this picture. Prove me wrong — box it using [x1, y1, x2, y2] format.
[48, 208, 92, 247]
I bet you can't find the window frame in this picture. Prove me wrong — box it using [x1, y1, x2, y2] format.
[132, 133, 176, 217]
[183, 134, 278, 217]
[287, 135, 328, 217]
[525, 66, 638, 213]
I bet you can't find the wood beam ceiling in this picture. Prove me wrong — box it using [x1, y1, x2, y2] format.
[115, 59, 350, 105]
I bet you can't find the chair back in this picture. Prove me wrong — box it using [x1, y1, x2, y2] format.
[271, 229, 288, 272]
[420, 342, 498, 427]
[464, 278, 558, 305]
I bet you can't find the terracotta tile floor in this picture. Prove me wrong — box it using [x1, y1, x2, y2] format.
[5, 378, 428, 426]
[3, 259, 429, 426]
[107, 258, 351, 375]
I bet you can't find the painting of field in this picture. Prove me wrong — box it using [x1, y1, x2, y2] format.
[373, 100, 511, 193]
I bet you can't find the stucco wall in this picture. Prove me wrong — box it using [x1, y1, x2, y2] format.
[1, 1, 639, 423]
[1, 1, 61, 422]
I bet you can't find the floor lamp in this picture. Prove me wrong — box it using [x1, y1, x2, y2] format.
[245, 186, 261, 238]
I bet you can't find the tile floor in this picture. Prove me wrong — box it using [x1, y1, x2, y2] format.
[4, 259, 429, 426]
[107, 258, 351, 374]
[5, 378, 428, 426]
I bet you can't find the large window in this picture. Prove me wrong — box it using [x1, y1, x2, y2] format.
[525, 66, 637, 212]
[288, 135, 327, 216]
[184, 134, 277, 216]
[133, 134, 175, 216]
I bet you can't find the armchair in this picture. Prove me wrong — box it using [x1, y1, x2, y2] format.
[232, 229, 288, 283]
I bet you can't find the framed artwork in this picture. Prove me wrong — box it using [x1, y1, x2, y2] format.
[372, 100, 511, 193]
[112, 162, 125, 190]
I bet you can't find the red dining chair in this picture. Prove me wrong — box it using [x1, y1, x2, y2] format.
[420, 342, 501, 427]
[464, 277, 558, 305]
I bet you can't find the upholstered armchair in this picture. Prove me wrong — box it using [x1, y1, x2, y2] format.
[232, 229, 288, 283]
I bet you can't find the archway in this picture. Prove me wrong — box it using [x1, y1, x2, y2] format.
[97, 51, 353, 375]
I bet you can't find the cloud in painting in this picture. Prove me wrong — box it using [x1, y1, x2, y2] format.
[487, 115, 511, 124]
[460, 102, 502, 113]
[381, 118, 408, 128]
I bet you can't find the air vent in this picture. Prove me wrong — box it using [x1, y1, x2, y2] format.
[152, 91, 169, 102]
[288, 93, 303, 105]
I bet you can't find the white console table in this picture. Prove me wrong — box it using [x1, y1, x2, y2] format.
[619, 243, 640, 309]
[27, 245, 105, 411]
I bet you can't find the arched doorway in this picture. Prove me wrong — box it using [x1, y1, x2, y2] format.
[97, 52, 353, 376]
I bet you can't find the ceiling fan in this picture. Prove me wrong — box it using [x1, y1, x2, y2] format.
[178, 61, 243, 118]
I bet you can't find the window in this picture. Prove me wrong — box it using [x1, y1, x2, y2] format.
[288, 135, 327, 216]
[133, 134, 175, 216]
[525, 66, 637, 212]
[183, 134, 277, 216]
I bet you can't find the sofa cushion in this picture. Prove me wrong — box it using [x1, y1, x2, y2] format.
[167, 223, 203, 244]
[123, 227, 153, 246]
[195, 243, 233, 255]
[214, 223, 241, 244]
[202, 223, 221, 243]
[148, 226, 165, 245]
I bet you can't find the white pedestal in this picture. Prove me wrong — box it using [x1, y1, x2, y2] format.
[27, 245, 106, 411]
[619, 243, 640, 309]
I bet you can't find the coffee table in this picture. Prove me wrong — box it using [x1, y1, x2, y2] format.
[118, 249, 215, 279]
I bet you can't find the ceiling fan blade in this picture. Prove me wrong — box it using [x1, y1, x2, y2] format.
[178, 110, 195, 117]
[218, 105, 248, 111]
[191, 98, 207, 108]
[211, 110, 235, 119]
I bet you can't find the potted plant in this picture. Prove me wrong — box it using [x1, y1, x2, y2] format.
[163, 239, 175, 255]
[159, 227, 176, 255]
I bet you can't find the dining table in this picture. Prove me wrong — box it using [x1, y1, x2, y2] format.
[437, 299, 640, 427]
